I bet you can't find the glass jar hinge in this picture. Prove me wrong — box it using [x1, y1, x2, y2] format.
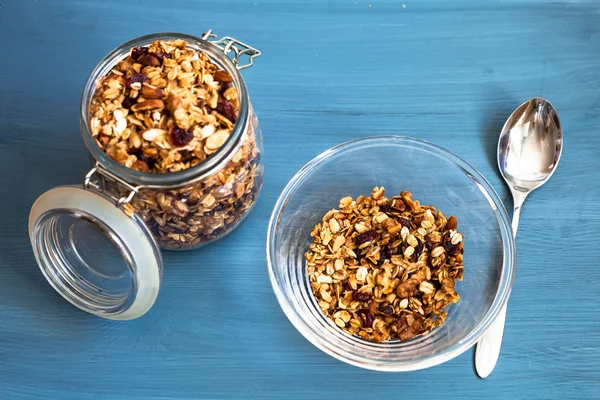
[202, 29, 261, 70]
[84, 163, 140, 213]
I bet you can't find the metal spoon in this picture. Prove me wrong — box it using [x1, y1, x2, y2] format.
[475, 98, 563, 378]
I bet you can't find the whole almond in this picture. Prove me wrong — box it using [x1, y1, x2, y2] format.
[445, 215, 458, 231]
[139, 54, 160, 67]
[141, 86, 164, 99]
[131, 99, 165, 112]
[213, 70, 233, 83]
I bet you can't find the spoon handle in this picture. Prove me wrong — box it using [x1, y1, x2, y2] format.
[475, 190, 525, 378]
[475, 304, 507, 378]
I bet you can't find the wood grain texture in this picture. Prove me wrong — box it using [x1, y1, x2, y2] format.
[1, 0, 600, 398]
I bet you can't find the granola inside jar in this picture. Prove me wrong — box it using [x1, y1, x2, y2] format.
[82, 33, 264, 250]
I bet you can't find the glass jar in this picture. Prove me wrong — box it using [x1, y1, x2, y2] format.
[28, 32, 263, 320]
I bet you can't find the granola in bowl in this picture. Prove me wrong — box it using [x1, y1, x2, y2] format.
[305, 187, 464, 343]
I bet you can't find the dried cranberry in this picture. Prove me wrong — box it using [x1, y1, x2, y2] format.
[216, 98, 237, 123]
[131, 46, 149, 61]
[353, 290, 372, 302]
[398, 217, 412, 229]
[354, 230, 379, 246]
[122, 97, 136, 109]
[125, 73, 147, 88]
[169, 127, 193, 147]
[379, 304, 394, 316]
[357, 310, 374, 328]
[412, 238, 424, 262]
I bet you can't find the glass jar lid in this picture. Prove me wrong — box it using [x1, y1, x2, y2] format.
[29, 186, 163, 320]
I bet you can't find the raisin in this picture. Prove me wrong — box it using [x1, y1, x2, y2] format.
[442, 231, 458, 253]
[424, 234, 435, 251]
[356, 309, 374, 328]
[412, 238, 424, 262]
[125, 73, 147, 88]
[122, 97, 136, 109]
[135, 152, 156, 170]
[397, 217, 412, 229]
[379, 202, 392, 213]
[354, 230, 379, 246]
[131, 46, 149, 61]
[379, 304, 394, 316]
[353, 290, 372, 302]
[216, 98, 237, 123]
[378, 243, 393, 265]
[169, 127, 193, 147]
[220, 82, 232, 93]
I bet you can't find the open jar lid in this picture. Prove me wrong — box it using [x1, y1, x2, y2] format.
[28, 185, 163, 320]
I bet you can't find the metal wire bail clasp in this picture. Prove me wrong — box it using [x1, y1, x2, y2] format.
[202, 29, 262, 70]
[84, 163, 140, 215]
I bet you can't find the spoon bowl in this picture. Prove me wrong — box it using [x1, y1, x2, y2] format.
[498, 98, 563, 193]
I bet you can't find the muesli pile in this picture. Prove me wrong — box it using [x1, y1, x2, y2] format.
[305, 187, 464, 342]
[89, 39, 262, 249]
[89, 39, 240, 173]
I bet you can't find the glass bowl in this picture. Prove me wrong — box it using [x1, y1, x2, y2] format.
[266, 136, 515, 371]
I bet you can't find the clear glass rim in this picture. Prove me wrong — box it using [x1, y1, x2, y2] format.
[80, 32, 250, 189]
[266, 135, 516, 371]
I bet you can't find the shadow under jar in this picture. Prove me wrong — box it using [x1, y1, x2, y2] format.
[28, 32, 264, 320]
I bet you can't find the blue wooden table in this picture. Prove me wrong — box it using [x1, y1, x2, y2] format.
[1, 0, 599, 398]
